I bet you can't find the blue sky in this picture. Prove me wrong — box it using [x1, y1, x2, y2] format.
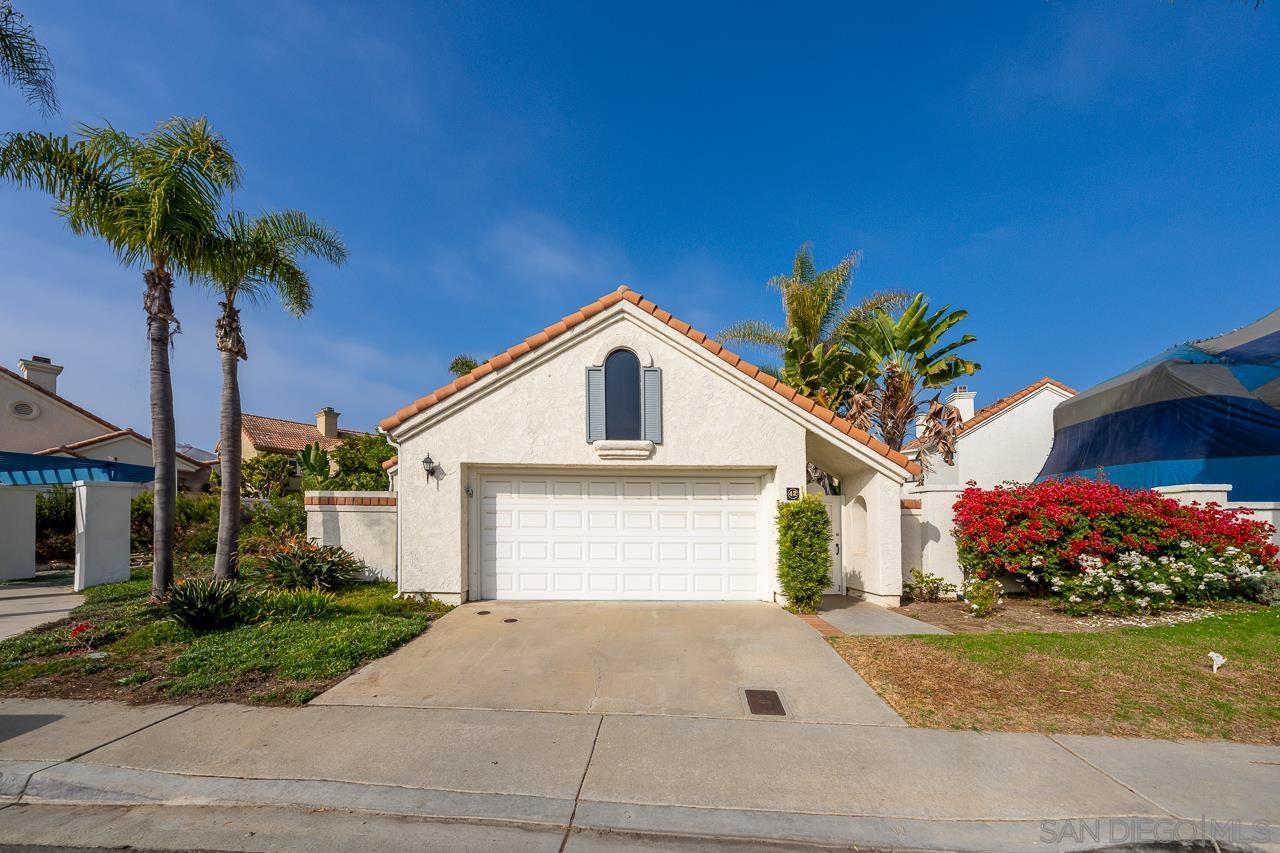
[2, 1, 1277, 449]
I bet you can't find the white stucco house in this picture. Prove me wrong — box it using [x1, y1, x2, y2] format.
[351, 286, 920, 606]
[898, 378, 1076, 589]
[1, 356, 212, 492]
[904, 377, 1076, 488]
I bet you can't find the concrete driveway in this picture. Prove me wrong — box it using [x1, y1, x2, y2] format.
[315, 601, 903, 725]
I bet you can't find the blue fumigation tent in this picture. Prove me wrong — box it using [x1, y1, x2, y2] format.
[1037, 308, 1280, 502]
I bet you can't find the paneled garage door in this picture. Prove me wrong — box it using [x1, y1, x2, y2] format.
[477, 472, 763, 600]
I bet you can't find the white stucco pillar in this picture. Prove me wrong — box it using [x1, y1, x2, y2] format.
[915, 484, 965, 590]
[73, 480, 134, 592]
[858, 475, 906, 606]
[0, 485, 39, 580]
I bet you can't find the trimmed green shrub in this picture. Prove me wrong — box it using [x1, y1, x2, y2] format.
[262, 536, 365, 590]
[904, 569, 957, 603]
[245, 588, 337, 622]
[167, 578, 241, 631]
[1242, 571, 1280, 607]
[962, 578, 1003, 618]
[776, 494, 832, 614]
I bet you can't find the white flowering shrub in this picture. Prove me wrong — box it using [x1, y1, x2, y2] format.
[963, 578, 1003, 617]
[1053, 542, 1267, 615]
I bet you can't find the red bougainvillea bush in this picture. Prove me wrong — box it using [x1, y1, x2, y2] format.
[953, 478, 1279, 615]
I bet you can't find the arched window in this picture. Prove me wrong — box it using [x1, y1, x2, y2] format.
[604, 349, 642, 440]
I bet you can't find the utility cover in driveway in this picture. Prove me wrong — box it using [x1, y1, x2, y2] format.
[478, 472, 763, 600]
[744, 689, 786, 716]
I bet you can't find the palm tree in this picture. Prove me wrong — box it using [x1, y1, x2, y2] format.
[0, 118, 240, 595]
[204, 210, 347, 580]
[0, 1, 57, 114]
[841, 293, 980, 463]
[721, 243, 907, 366]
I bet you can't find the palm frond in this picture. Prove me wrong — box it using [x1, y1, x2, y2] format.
[718, 319, 787, 349]
[0, 1, 57, 115]
[199, 207, 346, 321]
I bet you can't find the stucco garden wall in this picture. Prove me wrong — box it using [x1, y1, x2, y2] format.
[391, 310, 837, 604]
[305, 492, 397, 581]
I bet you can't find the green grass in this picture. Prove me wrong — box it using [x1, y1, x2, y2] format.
[833, 608, 1280, 743]
[0, 560, 450, 704]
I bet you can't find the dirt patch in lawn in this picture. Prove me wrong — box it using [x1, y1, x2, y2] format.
[894, 598, 1248, 634]
[834, 608, 1280, 744]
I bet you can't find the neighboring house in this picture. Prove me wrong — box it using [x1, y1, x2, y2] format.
[238, 409, 368, 459]
[374, 285, 919, 606]
[1, 356, 212, 492]
[905, 378, 1076, 488]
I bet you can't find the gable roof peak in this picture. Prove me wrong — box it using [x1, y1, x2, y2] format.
[380, 285, 920, 476]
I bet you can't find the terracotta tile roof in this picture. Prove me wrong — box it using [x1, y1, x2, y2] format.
[0, 364, 120, 433]
[380, 286, 920, 476]
[35, 428, 209, 468]
[903, 377, 1076, 452]
[240, 412, 369, 455]
[383, 455, 399, 470]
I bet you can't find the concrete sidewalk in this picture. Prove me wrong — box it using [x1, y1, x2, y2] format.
[0, 578, 83, 640]
[819, 594, 950, 635]
[1, 698, 1277, 851]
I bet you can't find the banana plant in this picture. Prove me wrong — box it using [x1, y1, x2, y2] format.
[779, 328, 874, 415]
[840, 293, 980, 467]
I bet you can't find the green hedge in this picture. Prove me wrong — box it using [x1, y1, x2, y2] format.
[776, 494, 832, 613]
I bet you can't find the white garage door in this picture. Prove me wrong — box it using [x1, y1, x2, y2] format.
[477, 472, 763, 600]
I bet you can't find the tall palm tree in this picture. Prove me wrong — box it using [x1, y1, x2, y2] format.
[842, 293, 980, 461]
[0, 118, 240, 595]
[205, 210, 347, 580]
[721, 243, 907, 366]
[0, 0, 57, 115]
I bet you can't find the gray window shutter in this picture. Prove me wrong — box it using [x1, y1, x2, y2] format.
[586, 366, 605, 442]
[642, 367, 662, 444]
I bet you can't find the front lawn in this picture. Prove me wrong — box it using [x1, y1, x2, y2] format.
[834, 608, 1280, 744]
[0, 558, 449, 705]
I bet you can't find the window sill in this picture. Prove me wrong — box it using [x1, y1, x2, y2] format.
[592, 439, 655, 460]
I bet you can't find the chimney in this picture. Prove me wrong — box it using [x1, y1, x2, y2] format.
[316, 406, 340, 439]
[18, 355, 63, 395]
[946, 385, 977, 422]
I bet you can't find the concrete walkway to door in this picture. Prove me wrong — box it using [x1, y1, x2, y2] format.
[314, 601, 904, 725]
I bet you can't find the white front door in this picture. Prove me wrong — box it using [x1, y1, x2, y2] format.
[820, 494, 844, 595]
[477, 471, 764, 600]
